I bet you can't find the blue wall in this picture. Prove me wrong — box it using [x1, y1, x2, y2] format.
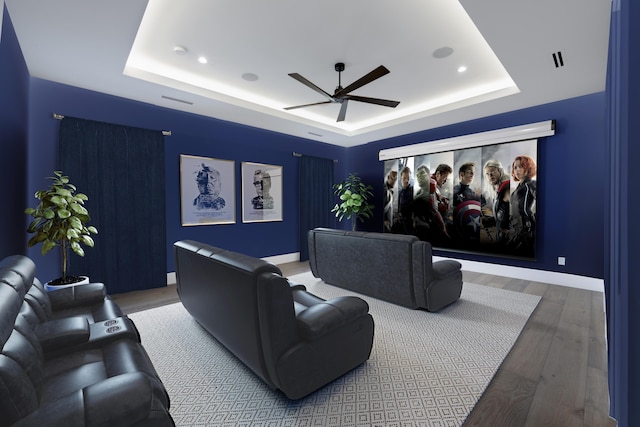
[24, 77, 606, 281]
[348, 93, 606, 279]
[6, 5, 640, 423]
[0, 5, 29, 258]
[25, 78, 347, 280]
[0, 6, 605, 284]
[607, 0, 638, 424]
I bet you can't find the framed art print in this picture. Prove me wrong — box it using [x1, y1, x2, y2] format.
[241, 162, 283, 223]
[180, 154, 235, 226]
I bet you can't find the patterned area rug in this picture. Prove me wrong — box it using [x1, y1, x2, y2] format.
[130, 273, 540, 426]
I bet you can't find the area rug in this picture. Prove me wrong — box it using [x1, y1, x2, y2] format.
[129, 273, 541, 426]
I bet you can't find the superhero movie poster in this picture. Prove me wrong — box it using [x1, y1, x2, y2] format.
[383, 139, 537, 259]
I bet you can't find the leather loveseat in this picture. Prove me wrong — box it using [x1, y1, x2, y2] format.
[174, 240, 375, 400]
[0, 255, 174, 427]
[308, 228, 463, 312]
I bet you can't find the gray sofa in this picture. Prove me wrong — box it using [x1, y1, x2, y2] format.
[0, 255, 174, 427]
[174, 240, 375, 400]
[308, 228, 463, 311]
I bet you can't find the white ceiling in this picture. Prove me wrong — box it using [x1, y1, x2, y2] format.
[5, 0, 612, 147]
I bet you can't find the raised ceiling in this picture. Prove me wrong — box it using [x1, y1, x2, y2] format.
[5, 0, 611, 147]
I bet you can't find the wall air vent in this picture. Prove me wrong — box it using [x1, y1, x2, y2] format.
[552, 51, 565, 68]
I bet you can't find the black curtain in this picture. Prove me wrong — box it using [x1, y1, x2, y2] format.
[58, 117, 166, 294]
[298, 155, 334, 261]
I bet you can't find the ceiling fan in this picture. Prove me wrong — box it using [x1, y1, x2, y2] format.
[285, 63, 400, 122]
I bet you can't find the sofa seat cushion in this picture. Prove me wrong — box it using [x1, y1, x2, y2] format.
[12, 372, 174, 427]
[40, 339, 169, 408]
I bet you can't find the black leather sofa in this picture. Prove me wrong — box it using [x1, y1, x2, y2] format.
[308, 228, 463, 311]
[174, 240, 375, 400]
[0, 255, 174, 427]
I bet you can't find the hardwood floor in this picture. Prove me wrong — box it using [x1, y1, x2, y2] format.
[111, 262, 616, 427]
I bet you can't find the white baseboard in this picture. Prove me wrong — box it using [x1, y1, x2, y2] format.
[167, 252, 604, 293]
[166, 272, 176, 285]
[262, 252, 301, 265]
[434, 256, 605, 293]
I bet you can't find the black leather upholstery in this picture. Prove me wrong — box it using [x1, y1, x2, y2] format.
[174, 240, 375, 400]
[308, 228, 464, 311]
[0, 255, 174, 427]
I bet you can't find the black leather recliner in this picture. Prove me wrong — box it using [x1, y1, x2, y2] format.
[0, 255, 174, 427]
[174, 240, 375, 400]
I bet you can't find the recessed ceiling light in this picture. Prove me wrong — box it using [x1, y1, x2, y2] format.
[242, 73, 259, 82]
[458, 66, 467, 73]
[198, 56, 208, 64]
[433, 47, 454, 59]
[173, 45, 187, 55]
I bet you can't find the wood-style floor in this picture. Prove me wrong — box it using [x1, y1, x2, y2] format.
[111, 262, 616, 427]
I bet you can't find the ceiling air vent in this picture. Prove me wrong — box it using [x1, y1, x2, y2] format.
[552, 51, 565, 68]
[161, 95, 193, 105]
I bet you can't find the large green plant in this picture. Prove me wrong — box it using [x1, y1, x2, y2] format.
[331, 173, 375, 230]
[25, 171, 98, 283]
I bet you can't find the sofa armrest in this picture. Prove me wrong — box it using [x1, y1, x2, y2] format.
[432, 260, 462, 281]
[12, 372, 173, 427]
[47, 282, 107, 309]
[296, 296, 369, 340]
[36, 317, 90, 353]
[286, 279, 307, 291]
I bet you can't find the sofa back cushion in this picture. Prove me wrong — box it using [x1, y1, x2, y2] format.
[0, 284, 41, 426]
[23, 279, 54, 323]
[308, 228, 422, 307]
[254, 272, 301, 387]
[174, 240, 284, 387]
[0, 256, 36, 298]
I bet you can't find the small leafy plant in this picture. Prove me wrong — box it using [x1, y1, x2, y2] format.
[25, 171, 98, 283]
[331, 173, 374, 230]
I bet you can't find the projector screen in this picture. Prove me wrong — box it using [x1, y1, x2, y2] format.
[383, 138, 538, 260]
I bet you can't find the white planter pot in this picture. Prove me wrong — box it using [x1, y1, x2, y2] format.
[44, 275, 90, 292]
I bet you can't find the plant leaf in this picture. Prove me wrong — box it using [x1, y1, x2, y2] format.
[41, 240, 56, 255]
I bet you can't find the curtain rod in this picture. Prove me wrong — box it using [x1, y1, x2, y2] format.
[52, 113, 172, 136]
[292, 152, 338, 163]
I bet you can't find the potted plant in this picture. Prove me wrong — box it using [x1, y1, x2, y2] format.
[331, 173, 375, 231]
[25, 170, 98, 287]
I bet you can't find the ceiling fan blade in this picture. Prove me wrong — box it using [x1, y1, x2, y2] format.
[344, 95, 400, 108]
[334, 65, 390, 97]
[337, 100, 348, 122]
[288, 73, 334, 101]
[284, 100, 333, 111]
